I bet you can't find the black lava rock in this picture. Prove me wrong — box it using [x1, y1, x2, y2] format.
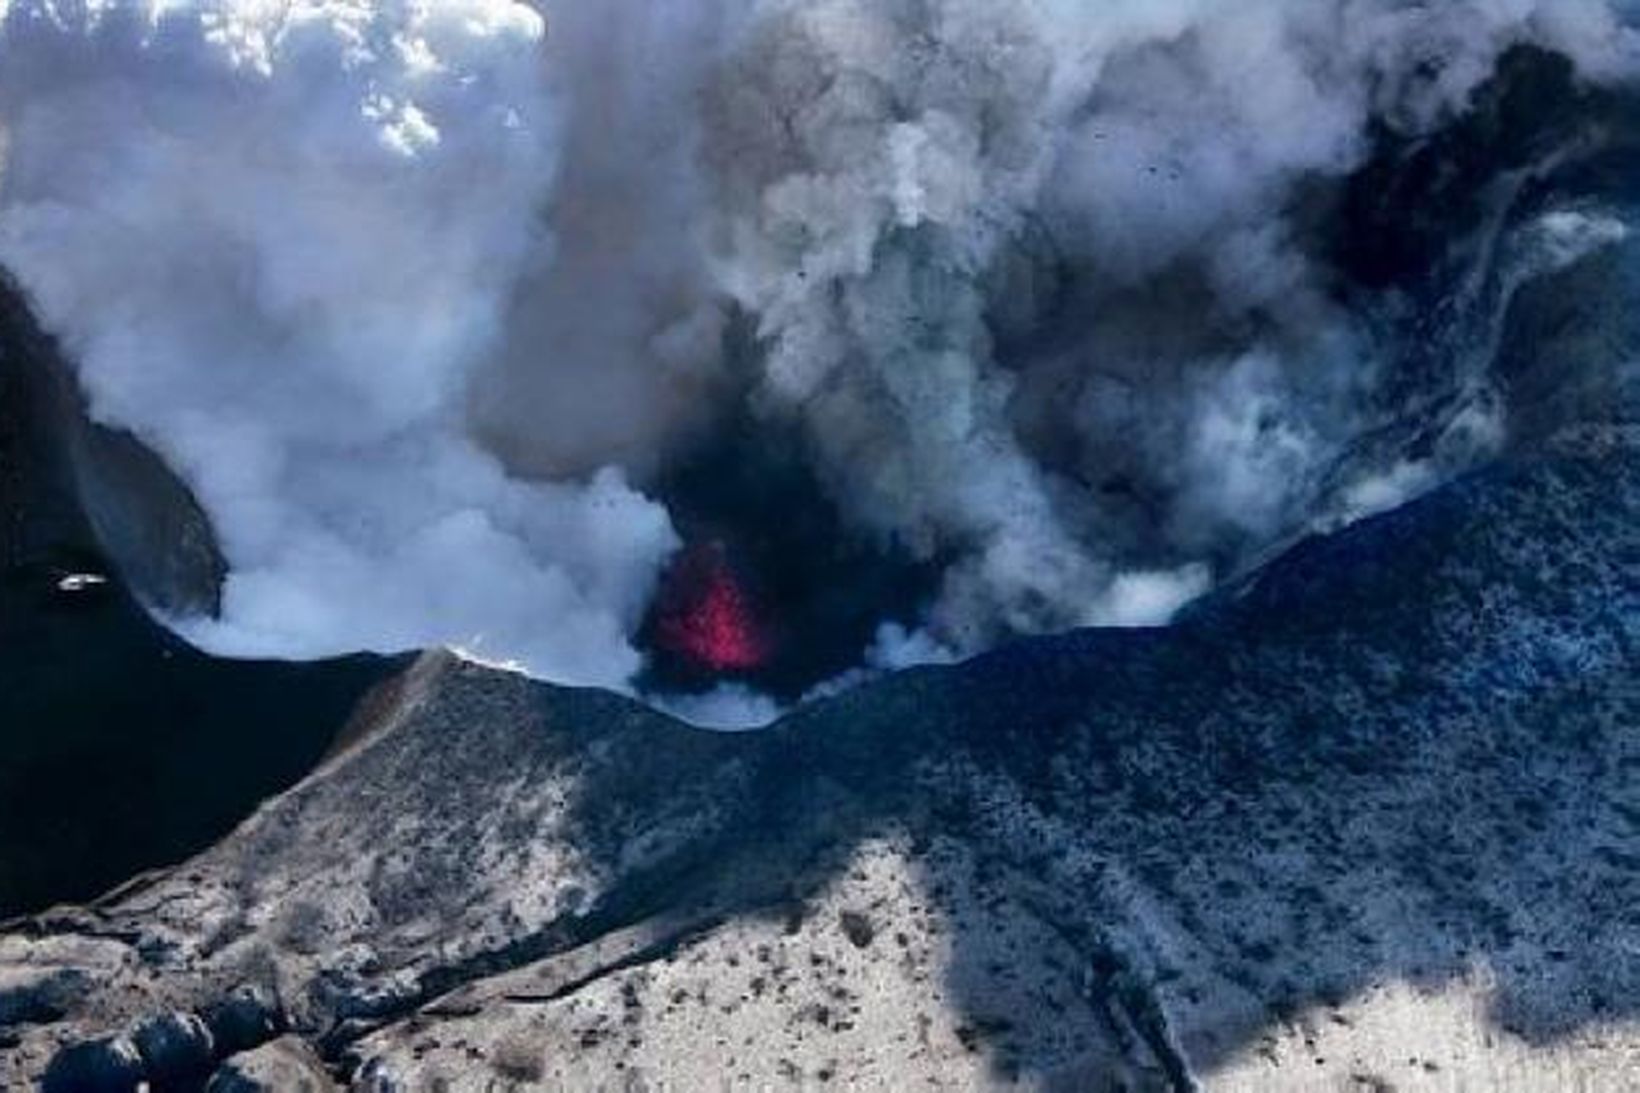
[200, 985, 286, 1058]
[132, 1011, 216, 1088]
[40, 1035, 145, 1093]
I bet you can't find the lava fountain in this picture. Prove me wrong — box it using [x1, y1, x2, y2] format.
[650, 540, 772, 675]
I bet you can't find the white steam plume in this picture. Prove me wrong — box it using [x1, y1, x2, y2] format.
[0, 0, 1634, 713]
[0, 0, 677, 687]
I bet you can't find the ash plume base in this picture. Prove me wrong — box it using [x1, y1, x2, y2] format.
[0, 0, 1635, 727]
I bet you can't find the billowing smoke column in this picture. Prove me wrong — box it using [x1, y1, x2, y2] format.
[0, 0, 1634, 719]
[698, 0, 1635, 659]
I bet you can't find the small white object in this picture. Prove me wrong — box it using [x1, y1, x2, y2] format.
[57, 572, 110, 593]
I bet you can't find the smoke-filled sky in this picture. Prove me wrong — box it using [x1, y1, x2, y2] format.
[0, 0, 1634, 722]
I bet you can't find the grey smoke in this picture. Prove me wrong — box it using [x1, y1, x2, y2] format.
[0, 0, 1634, 719]
[698, 0, 1636, 661]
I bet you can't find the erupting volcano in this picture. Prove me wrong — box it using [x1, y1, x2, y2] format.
[0, 0, 1629, 722]
[633, 415, 941, 706]
[650, 541, 772, 675]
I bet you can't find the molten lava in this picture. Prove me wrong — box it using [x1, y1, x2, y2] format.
[653, 541, 771, 673]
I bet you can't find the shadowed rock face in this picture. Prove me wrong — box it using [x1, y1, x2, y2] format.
[0, 276, 399, 918]
[0, 272, 226, 620]
[1, 257, 1634, 1086]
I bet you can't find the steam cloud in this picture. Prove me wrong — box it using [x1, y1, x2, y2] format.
[0, 0, 677, 687]
[0, 0, 1634, 715]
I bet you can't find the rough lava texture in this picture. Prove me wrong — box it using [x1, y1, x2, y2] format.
[2, 215, 1638, 1090]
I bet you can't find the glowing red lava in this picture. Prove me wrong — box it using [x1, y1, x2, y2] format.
[653, 541, 771, 673]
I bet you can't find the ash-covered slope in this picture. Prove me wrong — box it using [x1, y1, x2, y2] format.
[2, 244, 1635, 1090]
